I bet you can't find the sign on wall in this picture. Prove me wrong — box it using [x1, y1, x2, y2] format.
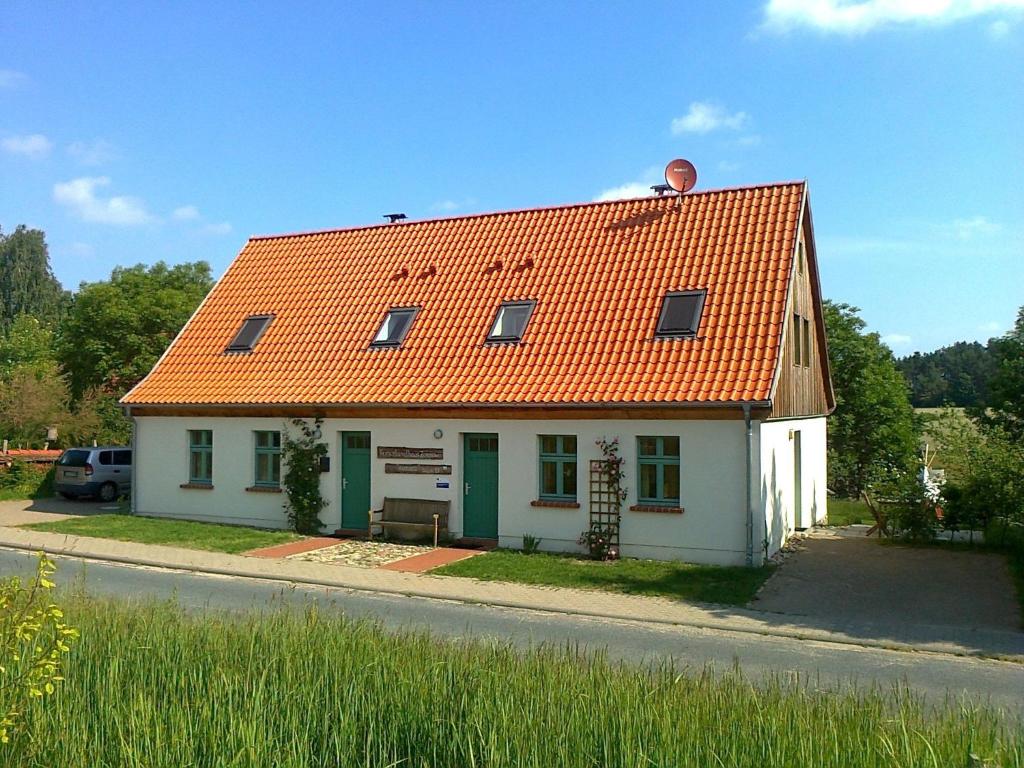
[385, 463, 452, 475]
[377, 446, 444, 460]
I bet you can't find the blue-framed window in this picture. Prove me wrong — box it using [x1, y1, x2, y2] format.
[254, 431, 281, 487]
[637, 436, 680, 506]
[538, 435, 577, 501]
[188, 430, 213, 484]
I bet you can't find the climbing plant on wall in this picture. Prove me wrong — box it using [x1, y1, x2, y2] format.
[281, 418, 327, 534]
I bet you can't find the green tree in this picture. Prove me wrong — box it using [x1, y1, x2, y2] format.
[823, 301, 919, 497]
[0, 226, 68, 332]
[58, 261, 213, 398]
[0, 365, 70, 447]
[0, 315, 58, 380]
[984, 306, 1024, 440]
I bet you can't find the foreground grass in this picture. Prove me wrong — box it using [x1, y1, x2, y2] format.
[8, 597, 1021, 767]
[21, 513, 300, 554]
[433, 549, 774, 605]
[827, 497, 875, 526]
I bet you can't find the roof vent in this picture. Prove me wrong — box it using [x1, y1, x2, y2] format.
[650, 184, 674, 196]
[384, 213, 407, 223]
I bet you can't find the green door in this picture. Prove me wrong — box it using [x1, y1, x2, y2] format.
[463, 433, 498, 539]
[341, 431, 371, 531]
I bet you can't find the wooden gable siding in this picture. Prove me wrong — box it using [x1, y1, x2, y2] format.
[769, 216, 830, 419]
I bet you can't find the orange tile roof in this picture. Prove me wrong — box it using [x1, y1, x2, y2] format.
[124, 181, 807, 407]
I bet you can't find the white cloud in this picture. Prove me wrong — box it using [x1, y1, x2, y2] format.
[735, 134, 763, 147]
[979, 320, 1003, 333]
[1, 134, 52, 159]
[67, 139, 118, 166]
[990, 17, 1012, 33]
[594, 167, 662, 201]
[952, 215, 1000, 239]
[671, 102, 748, 134]
[882, 333, 912, 347]
[202, 221, 232, 235]
[0, 69, 29, 89]
[172, 204, 201, 221]
[431, 200, 460, 212]
[53, 177, 153, 226]
[762, 0, 1024, 35]
[717, 160, 741, 172]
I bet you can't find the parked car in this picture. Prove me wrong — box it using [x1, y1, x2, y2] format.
[55, 446, 132, 502]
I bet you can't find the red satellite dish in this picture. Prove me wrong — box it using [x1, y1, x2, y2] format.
[664, 158, 697, 194]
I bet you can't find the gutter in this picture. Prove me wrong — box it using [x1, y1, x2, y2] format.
[743, 403, 754, 567]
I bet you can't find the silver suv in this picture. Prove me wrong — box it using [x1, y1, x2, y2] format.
[55, 446, 132, 502]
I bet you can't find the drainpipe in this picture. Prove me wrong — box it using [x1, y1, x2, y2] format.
[743, 404, 754, 567]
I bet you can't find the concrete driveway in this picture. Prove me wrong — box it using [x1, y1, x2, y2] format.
[0, 496, 116, 526]
[751, 528, 1023, 654]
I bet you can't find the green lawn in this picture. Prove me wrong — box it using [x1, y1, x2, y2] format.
[433, 549, 773, 606]
[825, 497, 874, 526]
[21, 514, 301, 554]
[9, 595, 1020, 766]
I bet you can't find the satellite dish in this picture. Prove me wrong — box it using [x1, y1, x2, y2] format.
[664, 158, 697, 194]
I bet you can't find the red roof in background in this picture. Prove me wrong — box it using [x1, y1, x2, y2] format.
[123, 181, 807, 407]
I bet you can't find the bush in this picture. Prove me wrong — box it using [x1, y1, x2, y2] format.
[281, 418, 327, 535]
[0, 462, 54, 500]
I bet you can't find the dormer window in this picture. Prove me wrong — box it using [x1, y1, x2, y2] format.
[487, 300, 535, 343]
[371, 307, 418, 348]
[226, 314, 273, 353]
[655, 290, 706, 338]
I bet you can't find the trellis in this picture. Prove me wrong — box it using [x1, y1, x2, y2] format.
[588, 459, 621, 548]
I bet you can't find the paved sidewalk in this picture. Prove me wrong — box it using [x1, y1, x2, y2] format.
[0, 524, 1022, 661]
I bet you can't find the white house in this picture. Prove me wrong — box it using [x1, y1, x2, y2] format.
[122, 180, 834, 566]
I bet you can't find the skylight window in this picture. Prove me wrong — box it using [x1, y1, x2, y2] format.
[655, 290, 706, 338]
[226, 314, 273, 353]
[371, 307, 418, 348]
[487, 301, 535, 343]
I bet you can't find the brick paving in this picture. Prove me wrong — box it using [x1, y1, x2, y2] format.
[243, 537, 340, 559]
[379, 547, 482, 572]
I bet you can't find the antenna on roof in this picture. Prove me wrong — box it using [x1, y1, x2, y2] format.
[650, 183, 673, 196]
[384, 213, 407, 223]
[664, 158, 697, 200]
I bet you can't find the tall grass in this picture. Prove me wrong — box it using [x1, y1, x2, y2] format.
[9, 597, 1022, 767]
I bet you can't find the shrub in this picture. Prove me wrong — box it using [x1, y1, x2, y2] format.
[521, 534, 542, 554]
[0, 462, 53, 499]
[281, 418, 327, 535]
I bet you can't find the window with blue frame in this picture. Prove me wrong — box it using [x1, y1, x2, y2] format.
[637, 436, 680, 506]
[188, 430, 213, 484]
[538, 435, 577, 501]
[254, 430, 281, 487]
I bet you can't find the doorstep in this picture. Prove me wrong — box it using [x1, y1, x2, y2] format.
[243, 537, 341, 558]
[379, 547, 483, 573]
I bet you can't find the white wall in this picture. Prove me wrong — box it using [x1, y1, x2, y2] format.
[756, 417, 827, 561]
[133, 415, 754, 564]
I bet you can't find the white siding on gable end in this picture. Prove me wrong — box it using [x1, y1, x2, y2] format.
[756, 417, 828, 560]
[133, 416, 755, 565]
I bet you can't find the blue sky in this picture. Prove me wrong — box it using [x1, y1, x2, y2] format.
[2, 0, 1021, 354]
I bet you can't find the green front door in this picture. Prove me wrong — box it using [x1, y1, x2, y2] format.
[341, 431, 371, 531]
[463, 433, 498, 539]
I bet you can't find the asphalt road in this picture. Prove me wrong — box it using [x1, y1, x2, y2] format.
[2, 548, 1022, 711]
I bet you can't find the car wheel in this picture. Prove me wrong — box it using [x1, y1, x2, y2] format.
[59, 491, 76, 500]
[98, 482, 118, 503]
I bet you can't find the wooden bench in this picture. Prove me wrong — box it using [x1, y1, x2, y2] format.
[372, 497, 450, 545]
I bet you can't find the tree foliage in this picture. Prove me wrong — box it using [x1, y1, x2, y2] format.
[823, 301, 918, 497]
[57, 261, 213, 398]
[0, 226, 68, 332]
[896, 341, 995, 408]
[982, 305, 1024, 441]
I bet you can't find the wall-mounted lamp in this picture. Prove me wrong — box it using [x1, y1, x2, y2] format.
[312, 426, 323, 440]
[433, 429, 444, 440]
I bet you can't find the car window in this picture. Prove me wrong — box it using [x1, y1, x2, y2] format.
[113, 450, 132, 465]
[98, 451, 113, 466]
[58, 450, 90, 467]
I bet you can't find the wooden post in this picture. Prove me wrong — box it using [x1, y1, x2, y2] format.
[433, 513, 439, 548]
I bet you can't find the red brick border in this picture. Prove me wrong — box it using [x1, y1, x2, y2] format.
[243, 537, 340, 558]
[379, 548, 482, 573]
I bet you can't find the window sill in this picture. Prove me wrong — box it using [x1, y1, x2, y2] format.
[245, 485, 283, 494]
[180, 482, 214, 490]
[630, 504, 683, 514]
[531, 499, 580, 509]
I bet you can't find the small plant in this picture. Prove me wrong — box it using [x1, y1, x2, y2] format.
[521, 534, 542, 555]
[0, 552, 78, 744]
[577, 524, 618, 561]
[281, 418, 328, 535]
